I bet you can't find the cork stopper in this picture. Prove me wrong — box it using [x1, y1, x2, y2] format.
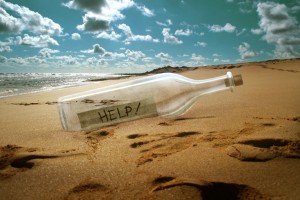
[233, 74, 243, 86]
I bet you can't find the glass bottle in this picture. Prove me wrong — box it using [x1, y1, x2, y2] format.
[58, 72, 243, 131]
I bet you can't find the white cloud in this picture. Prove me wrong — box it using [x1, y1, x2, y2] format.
[7, 57, 26, 65]
[213, 53, 221, 57]
[0, 0, 63, 35]
[291, 5, 300, 13]
[166, 19, 172, 26]
[0, 55, 7, 63]
[101, 0, 135, 21]
[0, 45, 12, 52]
[84, 57, 108, 66]
[118, 23, 131, 37]
[25, 56, 46, 64]
[135, 4, 154, 17]
[236, 28, 246, 36]
[71, 33, 81, 40]
[77, 13, 110, 32]
[194, 42, 207, 47]
[102, 51, 125, 60]
[4, 56, 46, 65]
[155, 52, 172, 62]
[251, 28, 263, 35]
[208, 23, 236, 33]
[256, 2, 300, 58]
[16, 34, 59, 48]
[125, 49, 145, 61]
[142, 57, 153, 62]
[181, 54, 206, 67]
[238, 42, 256, 59]
[0, 7, 22, 33]
[191, 53, 205, 62]
[156, 19, 172, 27]
[194, 32, 205, 36]
[221, 59, 230, 63]
[65, 0, 135, 32]
[156, 21, 167, 27]
[55, 55, 80, 65]
[214, 58, 229, 63]
[86, 57, 98, 65]
[39, 48, 59, 58]
[175, 29, 192, 36]
[96, 30, 121, 41]
[162, 28, 182, 44]
[118, 23, 159, 44]
[63, 0, 107, 13]
[93, 44, 105, 54]
[81, 44, 106, 54]
[132, 35, 153, 42]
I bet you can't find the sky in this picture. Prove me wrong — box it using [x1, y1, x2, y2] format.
[0, 0, 300, 73]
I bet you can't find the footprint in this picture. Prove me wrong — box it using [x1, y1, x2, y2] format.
[45, 101, 58, 105]
[127, 133, 148, 139]
[66, 180, 111, 200]
[226, 139, 300, 162]
[157, 118, 194, 126]
[287, 116, 300, 123]
[130, 141, 152, 149]
[81, 99, 119, 106]
[174, 116, 215, 121]
[239, 138, 290, 148]
[128, 131, 201, 166]
[226, 144, 277, 162]
[201, 122, 299, 162]
[157, 116, 215, 127]
[259, 64, 299, 73]
[85, 129, 113, 161]
[238, 123, 275, 135]
[11, 102, 40, 106]
[203, 122, 279, 148]
[10, 155, 59, 169]
[60, 149, 77, 154]
[158, 122, 171, 126]
[86, 130, 111, 137]
[0, 144, 78, 179]
[254, 116, 300, 123]
[173, 117, 196, 121]
[11, 102, 59, 106]
[173, 131, 199, 138]
[152, 176, 176, 186]
[150, 176, 270, 199]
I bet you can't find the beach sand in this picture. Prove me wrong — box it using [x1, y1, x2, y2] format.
[0, 59, 299, 200]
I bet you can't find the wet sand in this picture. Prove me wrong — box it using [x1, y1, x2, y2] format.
[0, 59, 299, 199]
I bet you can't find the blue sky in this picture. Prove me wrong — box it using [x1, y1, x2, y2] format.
[0, 0, 299, 73]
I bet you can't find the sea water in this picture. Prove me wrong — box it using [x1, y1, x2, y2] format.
[0, 73, 122, 99]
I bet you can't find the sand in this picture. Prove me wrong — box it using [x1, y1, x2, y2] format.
[0, 59, 299, 200]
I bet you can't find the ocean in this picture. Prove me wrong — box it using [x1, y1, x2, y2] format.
[0, 73, 123, 99]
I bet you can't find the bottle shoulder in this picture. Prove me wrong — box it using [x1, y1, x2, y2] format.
[58, 73, 191, 102]
[150, 73, 193, 82]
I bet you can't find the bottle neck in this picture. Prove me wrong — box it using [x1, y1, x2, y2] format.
[190, 72, 242, 96]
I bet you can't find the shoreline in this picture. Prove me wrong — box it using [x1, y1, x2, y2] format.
[1, 58, 299, 100]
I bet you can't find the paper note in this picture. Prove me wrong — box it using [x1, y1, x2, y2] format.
[77, 98, 157, 130]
